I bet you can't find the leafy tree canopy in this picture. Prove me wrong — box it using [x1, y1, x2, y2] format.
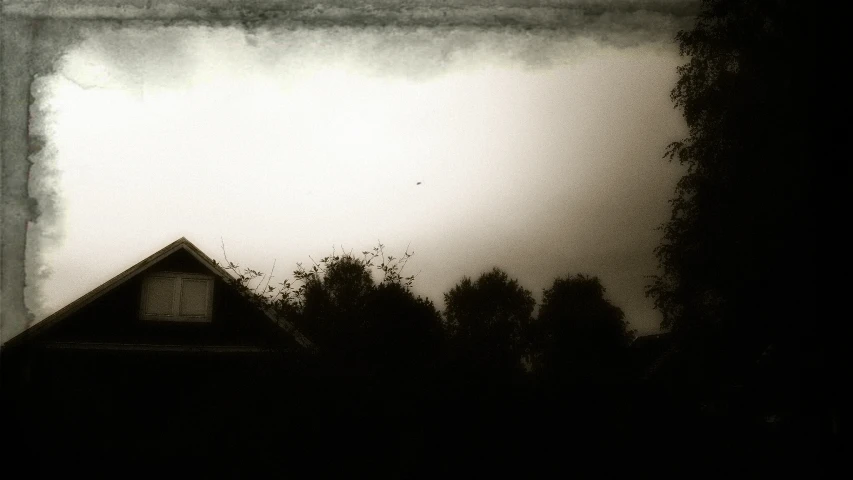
[443, 268, 535, 376]
[645, 0, 823, 429]
[533, 274, 634, 383]
[647, 0, 817, 339]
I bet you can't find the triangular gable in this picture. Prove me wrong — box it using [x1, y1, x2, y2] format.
[2, 237, 314, 351]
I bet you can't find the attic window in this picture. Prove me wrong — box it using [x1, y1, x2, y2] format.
[140, 273, 213, 322]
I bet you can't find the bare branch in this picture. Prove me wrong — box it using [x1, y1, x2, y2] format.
[257, 259, 277, 295]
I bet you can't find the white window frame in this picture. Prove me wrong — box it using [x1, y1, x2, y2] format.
[139, 272, 214, 323]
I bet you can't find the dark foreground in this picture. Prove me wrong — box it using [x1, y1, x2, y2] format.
[1, 347, 835, 478]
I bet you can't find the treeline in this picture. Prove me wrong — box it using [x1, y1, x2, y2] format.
[216, 233, 821, 477]
[215, 244, 689, 477]
[222, 242, 637, 389]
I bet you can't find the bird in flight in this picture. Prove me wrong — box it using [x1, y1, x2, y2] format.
[416, 181, 423, 185]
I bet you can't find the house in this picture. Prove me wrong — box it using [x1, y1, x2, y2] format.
[0, 237, 318, 475]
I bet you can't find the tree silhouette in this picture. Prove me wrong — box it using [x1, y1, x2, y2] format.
[647, 0, 817, 335]
[298, 255, 374, 353]
[443, 268, 535, 379]
[532, 274, 634, 385]
[645, 0, 819, 383]
[360, 282, 444, 375]
[643, 0, 828, 474]
[250, 244, 442, 374]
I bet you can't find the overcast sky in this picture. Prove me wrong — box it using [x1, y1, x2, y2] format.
[28, 18, 688, 334]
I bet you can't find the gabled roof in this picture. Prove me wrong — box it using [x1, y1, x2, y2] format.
[2, 237, 314, 351]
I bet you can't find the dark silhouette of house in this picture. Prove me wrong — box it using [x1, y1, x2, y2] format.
[1, 236, 313, 352]
[0, 237, 316, 475]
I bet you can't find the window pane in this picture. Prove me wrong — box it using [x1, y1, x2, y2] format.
[145, 277, 175, 315]
[180, 279, 210, 316]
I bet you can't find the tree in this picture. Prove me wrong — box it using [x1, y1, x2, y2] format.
[298, 254, 375, 352]
[233, 243, 442, 373]
[646, 0, 819, 376]
[532, 274, 634, 384]
[648, 0, 816, 333]
[443, 268, 535, 378]
[644, 1, 828, 471]
[361, 282, 443, 370]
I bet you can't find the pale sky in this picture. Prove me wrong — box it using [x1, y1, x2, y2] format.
[27, 24, 686, 334]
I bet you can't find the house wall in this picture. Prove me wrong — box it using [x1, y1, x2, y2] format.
[1, 346, 314, 475]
